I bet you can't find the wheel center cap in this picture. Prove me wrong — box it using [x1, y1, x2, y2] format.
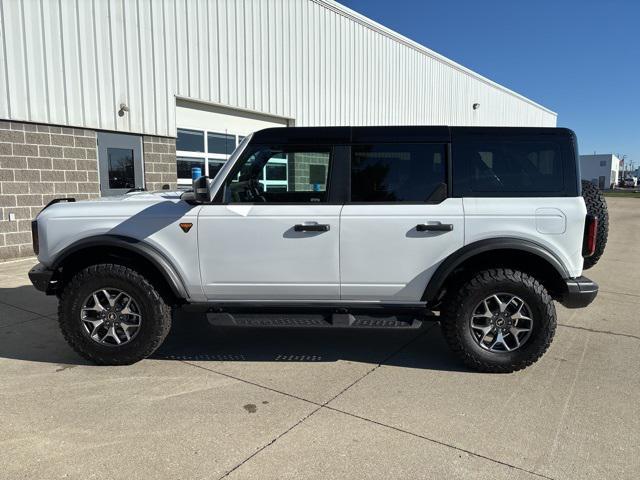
[107, 312, 117, 321]
[496, 318, 505, 327]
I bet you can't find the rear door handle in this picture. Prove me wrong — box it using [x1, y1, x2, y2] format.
[416, 223, 453, 232]
[294, 223, 330, 232]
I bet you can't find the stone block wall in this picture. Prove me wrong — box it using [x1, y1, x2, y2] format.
[0, 121, 100, 260]
[0, 122, 179, 261]
[289, 152, 330, 192]
[143, 136, 178, 192]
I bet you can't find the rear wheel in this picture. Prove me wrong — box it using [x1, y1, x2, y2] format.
[58, 264, 172, 365]
[440, 269, 556, 373]
[581, 180, 608, 269]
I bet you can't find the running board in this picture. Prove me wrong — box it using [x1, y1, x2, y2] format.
[182, 300, 429, 314]
[206, 312, 424, 329]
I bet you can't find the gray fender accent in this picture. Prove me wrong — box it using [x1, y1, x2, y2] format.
[51, 235, 189, 300]
[422, 238, 570, 303]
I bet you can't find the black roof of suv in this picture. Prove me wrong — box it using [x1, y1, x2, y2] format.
[250, 126, 577, 145]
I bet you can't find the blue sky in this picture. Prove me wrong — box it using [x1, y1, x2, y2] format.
[338, 0, 640, 169]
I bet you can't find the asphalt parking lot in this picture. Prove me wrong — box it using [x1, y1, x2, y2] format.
[1, 198, 638, 480]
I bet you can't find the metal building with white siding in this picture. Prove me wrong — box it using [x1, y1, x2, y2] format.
[0, 0, 556, 259]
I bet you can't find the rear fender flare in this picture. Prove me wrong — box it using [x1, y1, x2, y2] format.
[423, 238, 569, 303]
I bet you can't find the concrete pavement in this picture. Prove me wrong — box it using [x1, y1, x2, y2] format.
[0, 198, 638, 479]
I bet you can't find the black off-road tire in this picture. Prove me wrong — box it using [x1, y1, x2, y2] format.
[581, 180, 608, 269]
[58, 264, 172, 365]
[440, 269, 556, 373]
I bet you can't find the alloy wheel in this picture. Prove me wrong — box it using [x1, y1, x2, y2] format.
[80, 288, 142, 346]
[469, 293, 534, 352]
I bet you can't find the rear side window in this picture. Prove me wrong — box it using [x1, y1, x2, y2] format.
[454, 138, 564, 195]
[350, 144, 447, 202]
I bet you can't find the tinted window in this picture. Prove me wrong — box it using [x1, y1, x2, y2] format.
[208, 132, 236, 155]
[107, 148, 135, 189]
[176, 128, 204, 152]
[176, 157, 205, 180]
[225, 147, 331, 203]
[351, 144, 446, 202]
[265, 163, 287, 181]
[208, 159, 225, 179]
[455, 139, 563, 193]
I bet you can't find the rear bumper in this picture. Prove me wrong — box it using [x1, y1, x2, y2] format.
[28, 263, 57, 294]
[559, 276, 598, 308]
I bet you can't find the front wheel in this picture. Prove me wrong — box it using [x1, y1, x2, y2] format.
[58, 264, 172, 365]
[440, 269, 556, 373]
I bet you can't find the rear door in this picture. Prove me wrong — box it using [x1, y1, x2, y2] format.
[340, 142, 465, 301]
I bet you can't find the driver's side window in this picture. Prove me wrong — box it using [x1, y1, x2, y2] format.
[224, 146, 332, 203]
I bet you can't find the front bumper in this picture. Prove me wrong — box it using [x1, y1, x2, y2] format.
[28, 263, 57, 294]
[559, 276, 598, 308]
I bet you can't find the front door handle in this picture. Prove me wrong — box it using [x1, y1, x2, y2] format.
[416, 223, 454, 232]
[294, 223, 330, 232]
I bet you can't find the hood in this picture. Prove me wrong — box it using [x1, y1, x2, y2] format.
[36, 190, 192, 222]
[81, 190, 184, 203]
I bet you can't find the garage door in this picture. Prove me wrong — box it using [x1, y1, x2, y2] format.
[175, 99, 291, 188]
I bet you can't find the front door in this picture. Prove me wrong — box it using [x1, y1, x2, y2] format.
[198, 145, 341, 300]
[340, 142, 465, 301]
[97, 132, 144, 196]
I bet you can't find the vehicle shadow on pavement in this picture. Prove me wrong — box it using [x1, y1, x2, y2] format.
[0, 285, 468, 372]
[153, 318, 470, 372]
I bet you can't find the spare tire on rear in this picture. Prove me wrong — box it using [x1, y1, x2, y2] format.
[581, 180, 608, 269]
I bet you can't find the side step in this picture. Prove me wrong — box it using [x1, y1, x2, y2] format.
[206, 312, 424, 329]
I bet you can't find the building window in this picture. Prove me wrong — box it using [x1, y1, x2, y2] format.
[207, 132, 236, 155]
[176, 128, 204, 152]
[600, 160, 606, 167]
[176, 157, 205, 180]
[176, 128, 244, 187]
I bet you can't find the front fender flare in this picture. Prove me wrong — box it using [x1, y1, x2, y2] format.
[51, 235, 189, 300]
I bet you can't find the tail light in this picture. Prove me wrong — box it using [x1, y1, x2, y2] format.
[582, 215, 598, 257]
[31, 220, 39, 255]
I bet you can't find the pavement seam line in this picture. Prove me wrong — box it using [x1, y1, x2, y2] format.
[600, 288, 640, 299]
[558, 323, 639, 341]
[180, 360, 321, 406]
[217, 404, 325, 479]
[180, 324, 555, 479]
[0, 314, 50, 330]
[185, 325, 436, 479]
[0, 298, 56, 319]
[322, 405, 556, 480]
[321, 323, 437, 405]
[179, 323, 437, 408]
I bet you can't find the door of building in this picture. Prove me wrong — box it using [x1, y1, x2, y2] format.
[97, 132, 144, 196]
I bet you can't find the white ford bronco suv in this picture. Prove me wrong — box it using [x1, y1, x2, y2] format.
[29, 126, 607, 372]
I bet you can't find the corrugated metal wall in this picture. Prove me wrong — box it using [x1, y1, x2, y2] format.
[0, 0, 557, 137]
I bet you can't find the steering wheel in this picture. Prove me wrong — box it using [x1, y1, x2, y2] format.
[246, 178, 266, 202]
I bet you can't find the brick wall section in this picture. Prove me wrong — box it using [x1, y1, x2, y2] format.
[143, 136, 178, 192]
[0, 121, 99, 260]
[290, 152, 330, 192]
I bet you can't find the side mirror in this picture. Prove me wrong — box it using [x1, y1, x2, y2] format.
[193, 175, 211, 203]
